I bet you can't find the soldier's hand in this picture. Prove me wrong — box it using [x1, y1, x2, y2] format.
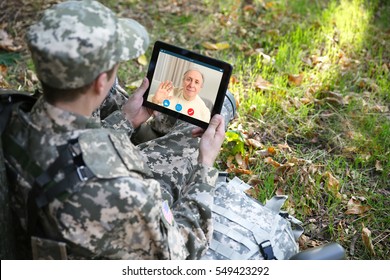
[197, 114, 225, 167]
[122, 77, 153, 128]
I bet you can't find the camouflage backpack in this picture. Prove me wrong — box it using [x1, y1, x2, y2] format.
[0, 89, 95, 260]
[202, 176, 303, 260]
[0, 89, 38, 259]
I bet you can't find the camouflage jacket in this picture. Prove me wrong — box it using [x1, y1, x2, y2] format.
[3, 96, 218, 260]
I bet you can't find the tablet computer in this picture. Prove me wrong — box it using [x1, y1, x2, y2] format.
[143, 41, 233, 129]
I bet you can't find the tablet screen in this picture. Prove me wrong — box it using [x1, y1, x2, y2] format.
[143, 41, 232, 129]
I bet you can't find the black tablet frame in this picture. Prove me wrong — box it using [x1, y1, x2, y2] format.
[142, 40, 233, 129]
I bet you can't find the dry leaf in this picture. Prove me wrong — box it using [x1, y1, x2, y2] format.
[226, 156, 234, 168]
[226, 167, 252, 175]
[243, 5, 256, 12]
[265, 1, 275, 9]
[255, 146, 276, 158]
[288, 73, 304, 86]
[203, 42, 218, 50]
[254, 75, 273, 90]
[362, 226, 376, 256]
[264, 157, 281, 168]
[256, 50, 274, 64]
[311, 55, 328, 65]
[0, 71, 9, 87]
[267, 146, 276, 155]
[0, 29, 22, 51]
[235, 153, 248, 169]
[323, 171, 341, 197]
[230, 75, 239, 85]
[215, 42, 230, 50]
[375, 160, 383, 171]
[0, 64, 7, 74]
[246, 138, 263, 149]
[247, 175, 262, 186]
[372, 104, 389, 113]
[277, 143, 292, 152]
[137, 54, 148, 66]
[202, 41, 229, 50]
[275, 187, 284, 196]
[256, 149, 271, 157]
[345, 197, 371, 215]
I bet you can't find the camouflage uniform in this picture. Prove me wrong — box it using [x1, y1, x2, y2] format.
[3, 0, 219, 260]
[103, 81, 302, 260]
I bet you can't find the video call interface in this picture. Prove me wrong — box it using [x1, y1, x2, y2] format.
[148, 49, 225, 124]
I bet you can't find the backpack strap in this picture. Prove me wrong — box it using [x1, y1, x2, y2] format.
[211, 222, 261, 259]
[211, 204, 277, 260]
[3, 133, 95, 258]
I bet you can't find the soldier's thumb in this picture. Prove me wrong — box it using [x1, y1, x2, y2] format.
[134, 77, 149, 97]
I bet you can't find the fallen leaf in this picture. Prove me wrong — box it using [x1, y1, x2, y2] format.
[323, 171, 341, 198]
[246, 138, 263, 149]
[277, 143, 292, 152]
[0, 29, 22, 51]
[345, 197, 371, 215]
[0, 71, 9, 87]
[235, 153, 248, 169]
[275, 187, 284, 196]
[375, 160, 383, 172]
[243, 5, 256, 12]
[137, 54, 148, 66]
[288, 73, 304, 86]
[255, 149, 271, 157]
[226, 167, 252, 175]
[267, 146, 276, 155]
[311, 55, 328, 65]
[372, 104, 389, 113]
[247, 175, 262, 186]
[230, 75, 239, 85]
[265, 1, 275, 9]
[202, 41, 229, 50]
[362, 226, 376, 256]
[256, 49, 274, 64]
[264, 157, 281, 168]
[226, 156, 234, 168]
[254, 75, 273, 90]
[0, 64, 7, 74]
[215, 42, 230, 50]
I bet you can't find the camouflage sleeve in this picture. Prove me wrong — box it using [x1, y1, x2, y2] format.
[57, 175, 189, 259]
[98, 82, 136, 136]
[170, 163, 219, 259]
[57, 166, 218, 260]
[99, 81, 128, 119]
[101, 110, 136, 137]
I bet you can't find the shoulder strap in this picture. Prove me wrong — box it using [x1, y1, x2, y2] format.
[0, 90, 37, 134]
[27, 139, 95, 235]
[4, 133, 95, 251]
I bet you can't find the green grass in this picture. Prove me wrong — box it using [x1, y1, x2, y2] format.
[1, 0, 389, 260]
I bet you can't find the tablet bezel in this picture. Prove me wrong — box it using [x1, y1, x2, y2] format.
[142, 40, 233, 129]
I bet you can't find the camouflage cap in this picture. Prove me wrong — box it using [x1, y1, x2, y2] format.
[26, 0, 149, 89]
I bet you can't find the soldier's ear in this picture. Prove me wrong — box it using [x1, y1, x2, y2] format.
[94, 72, 109, 96]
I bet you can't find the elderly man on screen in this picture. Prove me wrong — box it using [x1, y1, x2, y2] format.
[151, 69, 211, 123]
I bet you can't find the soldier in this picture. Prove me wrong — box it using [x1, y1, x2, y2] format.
[3, 0, 226, 259]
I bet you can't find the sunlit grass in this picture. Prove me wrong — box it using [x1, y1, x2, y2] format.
[1, 0, 388, 260]
[223, 0, 388, 259]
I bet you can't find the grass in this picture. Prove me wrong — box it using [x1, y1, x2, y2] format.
[1, 0, 389, 260]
